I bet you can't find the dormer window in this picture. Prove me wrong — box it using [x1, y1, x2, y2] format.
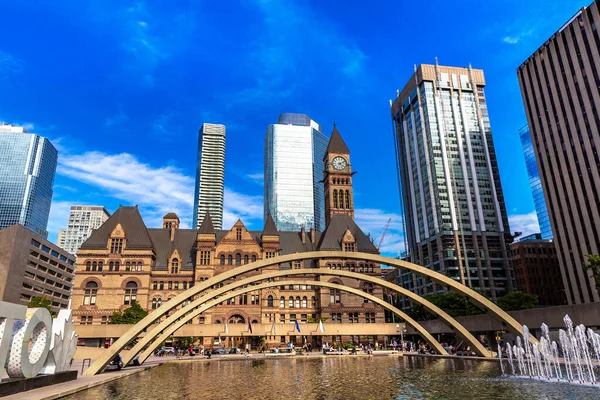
[171, 258, 179, 273]
[344, 242, 355, 252]
[110, 238, 123, 254]
[236, 228, 242, 240]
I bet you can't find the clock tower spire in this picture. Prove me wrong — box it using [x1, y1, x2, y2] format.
[323, 123, 354, 226]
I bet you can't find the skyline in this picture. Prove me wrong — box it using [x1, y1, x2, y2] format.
[0, 0, 589, 255]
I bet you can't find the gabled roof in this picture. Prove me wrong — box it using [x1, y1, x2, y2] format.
[163, 212, 179, 220]
[262, 213, 278, 236]
[80, 206, 153, 250]
[324, 123, 350, 157]
[198, 211, 215, 234]
[148, 229, 196, 270]
[318, 214, 377, 253]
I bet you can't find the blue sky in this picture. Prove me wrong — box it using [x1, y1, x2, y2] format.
[0, 0, 589, 255]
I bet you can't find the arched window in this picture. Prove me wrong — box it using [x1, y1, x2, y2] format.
[220, 255, 225, 265]
[369, 264, 374, 273]
[228, 255, 233, 265]
[157, 298, 162, 307]
[124, 281, 138, 305]
[251, 255, 257, 262]
[267, 295, 274, 307]
[215, 319, 221, 324]
[229, 314, 245, 324]
[235, 253, 241, 266]
[333, 189, 339, 208]
[171, 258, 179, 274]
[288, 296, 294, 308]
[311, 296, 316, 308]
[115, 262, 120, 271]
[295, 296, 300, 308]
[125, 261, 131, 271]
[137, 262, 143, 271]
[92, 261, 97, 271]
[109, 261, 114, 271]
[330, 288, 341, 304]
[339, 190, 344, 209]
[98, 262, 103, 271]
[86, 261, 91, 271]
[83, 281, 98, 305]
[244, 255, 249, 264]
[363, 283, 374, 303]
[280, 296, 285, 308]
[152, 298, 157, 309]
[302, 296, 307, 308]
[345, 190, 350, 208]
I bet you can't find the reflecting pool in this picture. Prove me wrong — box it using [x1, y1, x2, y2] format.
[64, 356, 599, 400]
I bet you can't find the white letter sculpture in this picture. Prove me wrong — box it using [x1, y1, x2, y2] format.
[0, 302, 27, 379]
[41, 309, 78, 374]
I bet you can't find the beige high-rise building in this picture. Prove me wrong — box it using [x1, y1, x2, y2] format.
[517, 1, 600, 304]
[59, 205, 111, 255]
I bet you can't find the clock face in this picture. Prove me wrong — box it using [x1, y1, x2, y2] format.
[332, 156, 347, 170]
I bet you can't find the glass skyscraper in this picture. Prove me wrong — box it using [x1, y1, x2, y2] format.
[391, 64, 514, 301]
[0, 124, 57, 238]
[193, 123, 226, 230]
[264, 113, 328, 231]
[518, 125, 552, 240]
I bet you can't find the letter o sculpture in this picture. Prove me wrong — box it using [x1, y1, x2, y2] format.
[6, 308, 52, 378]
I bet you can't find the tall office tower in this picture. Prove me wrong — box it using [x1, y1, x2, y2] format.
[517, 1, 600, 304]
[0, 123, 57, 238]
[193, 123, 226, 230]
[391, 64, 514, 301]
[519, 125, 552, 239]
[264, 113, 329, 231]
[58, 205, 111, 254]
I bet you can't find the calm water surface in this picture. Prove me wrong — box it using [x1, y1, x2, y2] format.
[63, 357, 599, 400]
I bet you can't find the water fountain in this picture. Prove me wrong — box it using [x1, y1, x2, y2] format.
[500, 315, 600, 385]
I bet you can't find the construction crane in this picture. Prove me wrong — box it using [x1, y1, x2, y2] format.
[377, 218, 392, 251]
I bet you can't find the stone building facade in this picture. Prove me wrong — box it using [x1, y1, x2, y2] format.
[71, 126, 384, 345]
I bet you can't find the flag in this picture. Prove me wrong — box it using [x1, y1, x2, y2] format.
[318, 319, 325, 333]
[225, 323, 229, 335]
[295, 320, 301, 333]
[248, 320, 253, 334]
[272, 321, 277, 336]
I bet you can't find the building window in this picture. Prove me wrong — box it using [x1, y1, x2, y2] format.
[137, 262, 143, 271]
[344, 242, 355, 252]
[183, 281, 188, 290]
[295, 296, 300, 308]
[174, 281, 179, 290]
[159, 281, 164, 290]
[101, 316, 108, 325]
[236, 228, 242, 240]
[301, 314, 307, 323]
[267, 295, 274, 307]
[200, 251, 210, 265]
[365, 313, 375, 323]
[302, 296, 307, 308]
[83, 281, 98, 305]
[293, 261, 302, 269]
[363, 283, 374, 303]
[244, 255, 249, 264]
[80, 316, 93, 325]
[280, 296, 285, 308]
[153, 281, 157, 290]
[251, 295, 259, 305]
[266, 252, 276, 259]
[330, 288, 341, 304]
[125, 262, 131, 271]
[345, 190, 350, 208]
[110, 238, 123, 254]
[311, 296, 316, 308]
[235, 253, 241, 266]
[228, 255, 233, 265]
[290, 314, 297, 321]
[289, 296, 294, 308]
[168, 281, 173, 290]
[171, 258, 179, 273]
[124, 281, 138, 305]
[333, 189, 338, 208]
[252, 255, 257, 262]
[152, 298, 158, 309]
[349, 312, 358, 323]
[280, 314, 285, 323]
[86, 261, 91, 271]
[331, 313, 342, 323]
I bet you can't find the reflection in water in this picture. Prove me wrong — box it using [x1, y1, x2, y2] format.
[64, 357, 599, 400]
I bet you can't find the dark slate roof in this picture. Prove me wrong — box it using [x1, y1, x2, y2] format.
[324, 123, 350, 157]
[80, 206, 154, 250]
[198, 211, 214, 234]
[317, 214, 377, 253]
[163, 212, 179, 220]
[148, 229, 197, 270]
[262, 213, 278, 235]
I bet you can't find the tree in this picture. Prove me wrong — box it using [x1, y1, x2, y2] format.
[497, 291, 538, 311]
[584, 254, 600, 291]
[110, 302, 148, 324]
[28, 296, 55, 316]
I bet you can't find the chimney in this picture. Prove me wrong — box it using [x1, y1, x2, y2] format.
[310, 227, 315, 244]
[170, 223, 176, 241]
[301, 227, 306, 244]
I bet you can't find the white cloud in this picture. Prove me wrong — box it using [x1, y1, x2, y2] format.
[222, 189, 263, 229]
[354, 208, 405, 257]
[47, 200, 73, 243]
[502, 36, 521, 44]
[104, 110, 129, 127]
[0, 50, 24, 78]
[501, 28, 534, 45]
[508, 211, 540, 238]
[245, 172, 264, 185]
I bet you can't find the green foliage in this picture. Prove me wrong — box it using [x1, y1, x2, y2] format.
[177, 337, 194, 349]
[307, 316, 327, 323]
[110, 302, 148, 324]
[408, 292, 485, 320]
[585, 254, 600, 291]
[28, 296, 55, 316]
[497, 291, 538, 311]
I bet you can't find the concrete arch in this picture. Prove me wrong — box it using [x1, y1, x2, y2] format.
[135, 279, 450, 365]
[125, 268, 488, 366]
[83, 251, 530, 376]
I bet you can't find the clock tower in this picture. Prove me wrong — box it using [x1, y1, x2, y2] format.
[323, 123, 354, 226]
